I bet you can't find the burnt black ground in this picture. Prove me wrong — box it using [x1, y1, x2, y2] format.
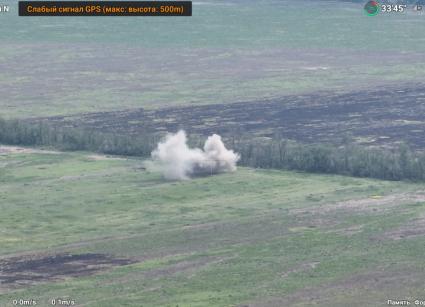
[35, 84, 425, 149]
[0, 253, 134, 287]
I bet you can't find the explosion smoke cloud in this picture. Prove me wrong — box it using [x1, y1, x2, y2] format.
[150, 130, 240, 180]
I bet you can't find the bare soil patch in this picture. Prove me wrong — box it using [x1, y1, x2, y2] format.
[292, 192, 425, 215]
[0, 146, 60, 155]
[247, 267, 423, 307]
[281, 261, 320, 278]
[0, 146, 126, 163]
[86, 154, 126, 161]
[143, 256, 221, 279]
[381, 215, 425, 240]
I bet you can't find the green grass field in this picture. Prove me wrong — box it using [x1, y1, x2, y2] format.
[2, 2, 425, 305]
[1, 149, 424, 306]
[1, 0, 425, 118]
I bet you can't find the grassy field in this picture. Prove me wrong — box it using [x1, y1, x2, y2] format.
[1, 0, 425, 118]
[1, 0, 425, 305]
[1, 148, 424, 306]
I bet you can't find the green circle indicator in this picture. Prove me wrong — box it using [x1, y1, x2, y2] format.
[364, 1, 380, 16]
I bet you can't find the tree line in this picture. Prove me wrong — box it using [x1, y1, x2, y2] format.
[1, 117, 424, 181]
[0, 118, 158, 156]
[231, 137, 425, 181]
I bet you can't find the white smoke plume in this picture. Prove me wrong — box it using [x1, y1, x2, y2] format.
[150, 130, 240, 180]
